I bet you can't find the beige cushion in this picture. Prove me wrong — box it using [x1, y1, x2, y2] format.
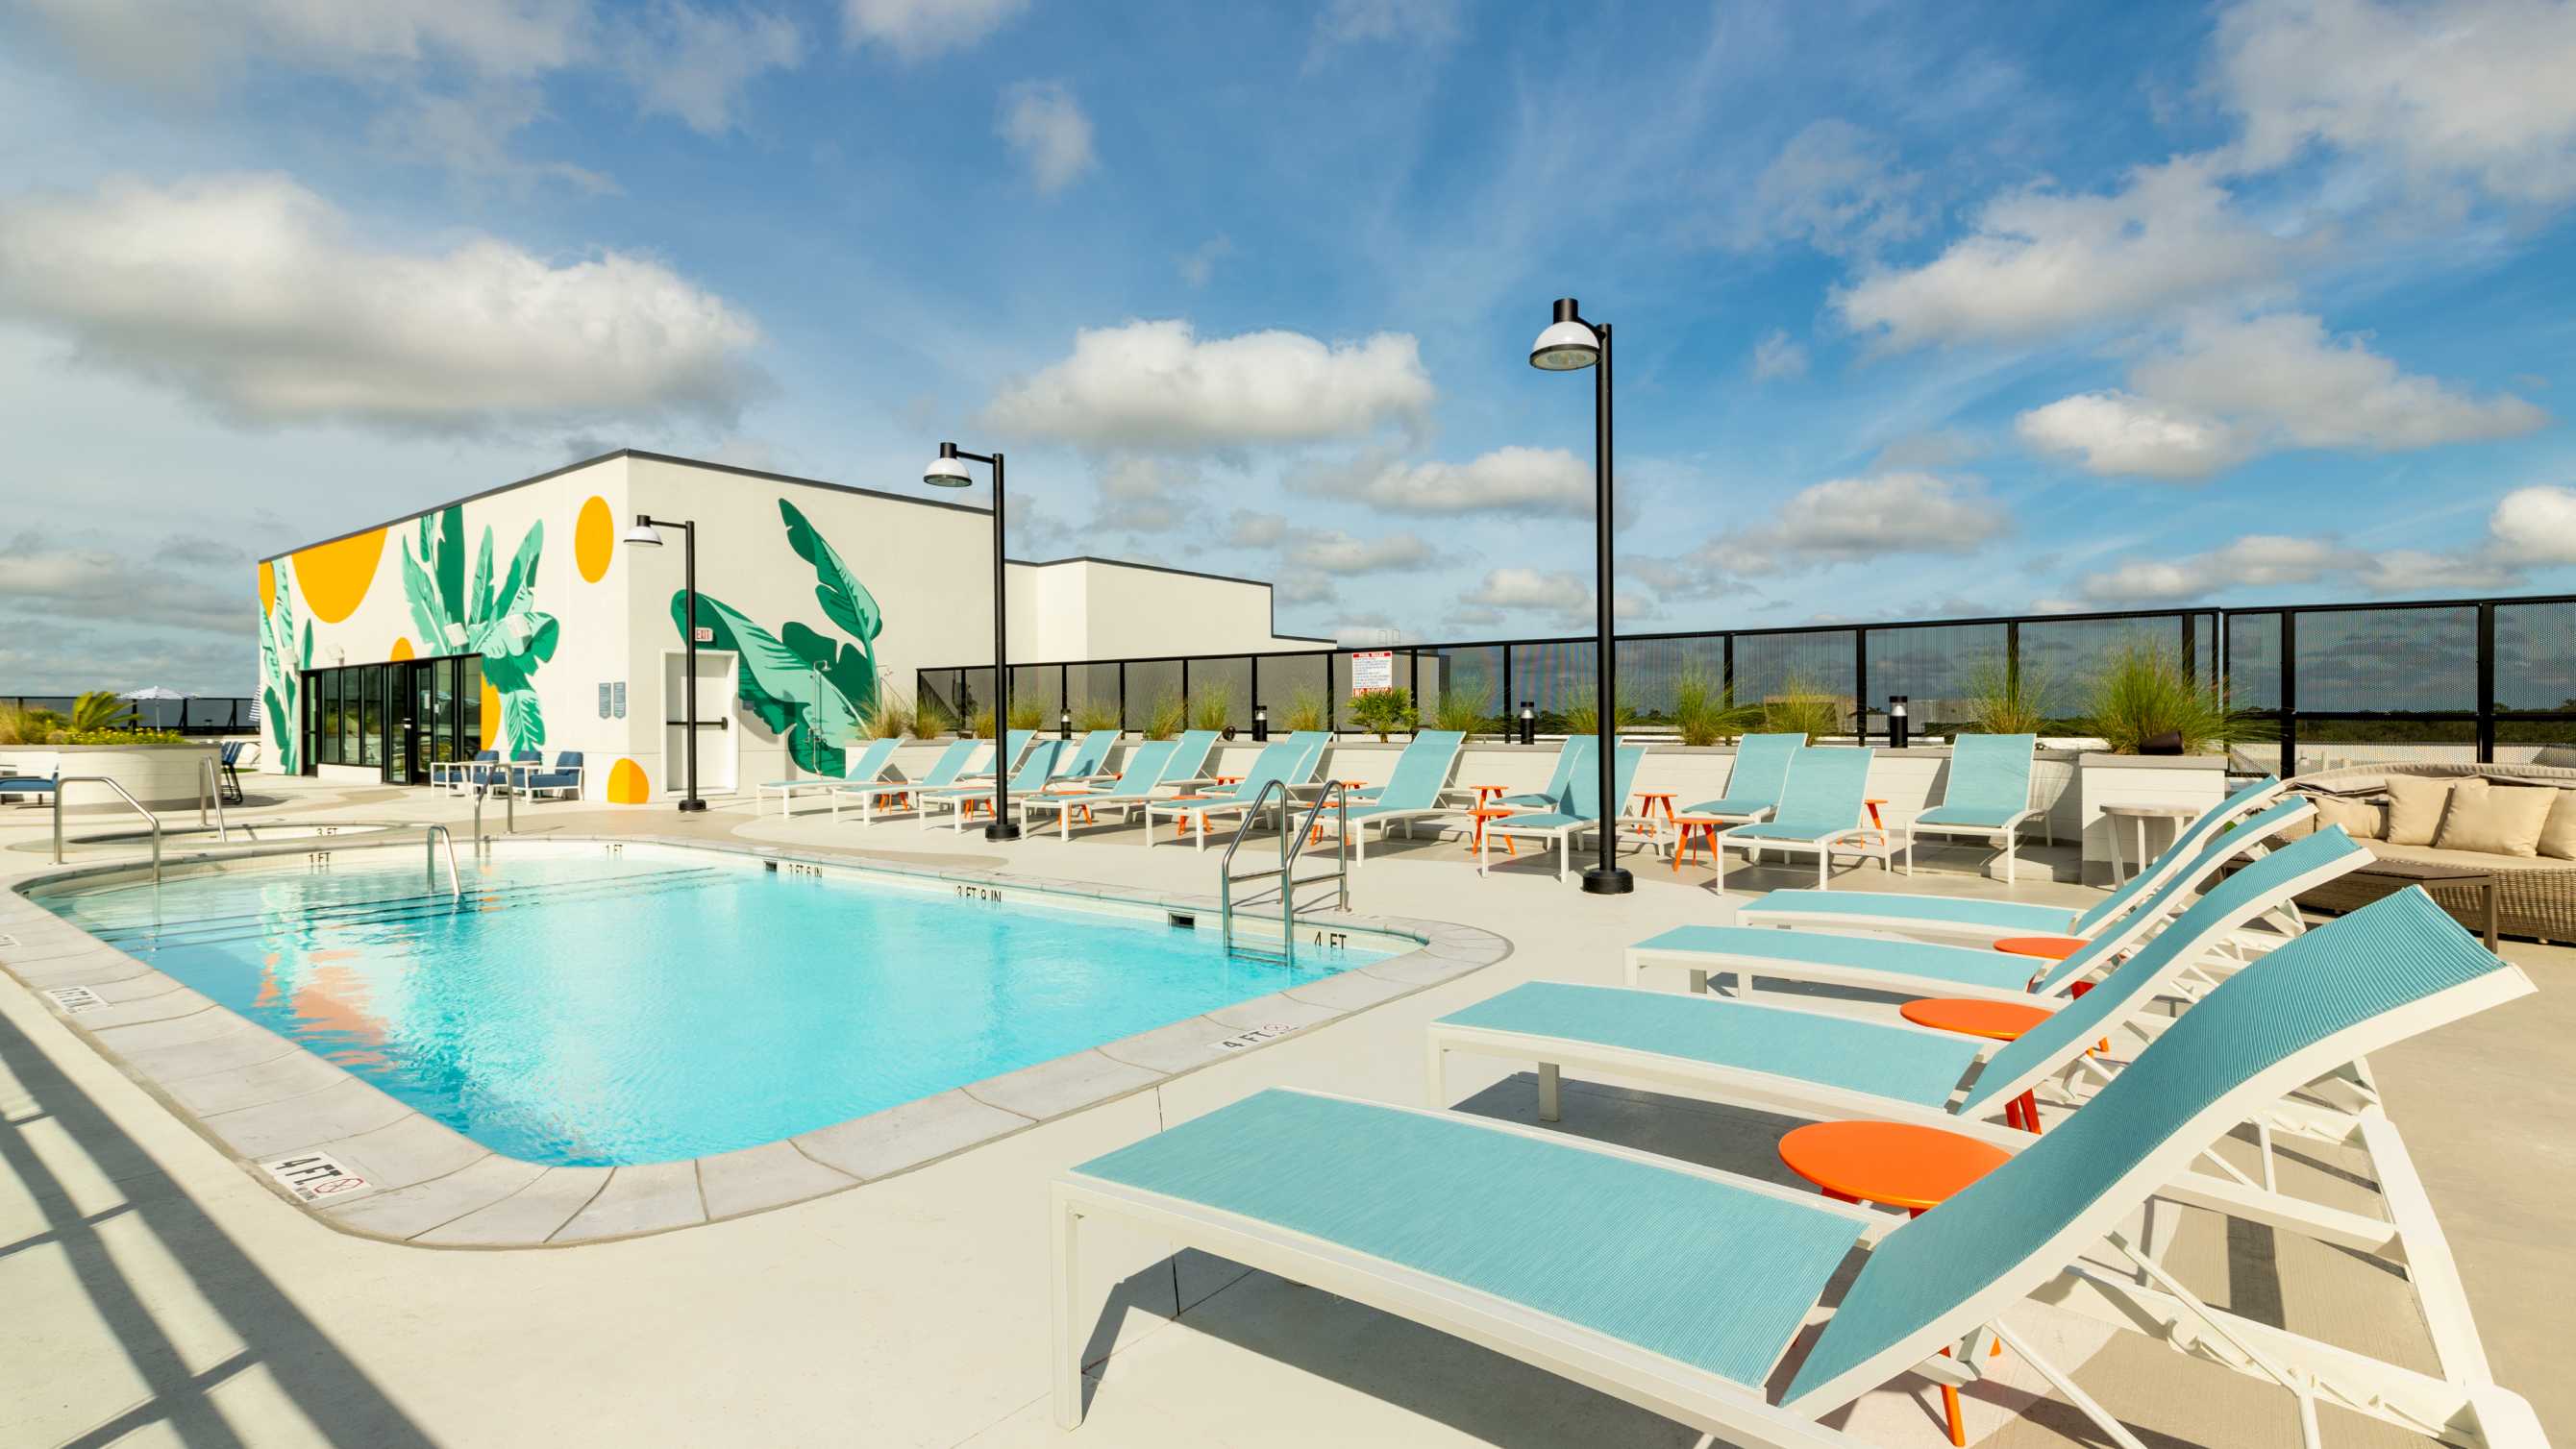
[2309, 794, 2385, 840]
[2537, 788, 2576, 861]
[2432, 777, 2556, 857]
[2382, 774, 2453, 847]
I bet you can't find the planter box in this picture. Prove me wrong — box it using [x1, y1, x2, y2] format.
[2073, 752, 2229, 886]
[4, 743, 222, 813]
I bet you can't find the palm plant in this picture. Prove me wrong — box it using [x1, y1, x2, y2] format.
[2085, 643, 2256, 754]
[69, 691, 136, 732]
[1671, 671, 1761, 747]
[1349, 687, 1418, 741]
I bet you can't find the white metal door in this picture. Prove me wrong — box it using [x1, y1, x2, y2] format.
[660, 650, 737, 794]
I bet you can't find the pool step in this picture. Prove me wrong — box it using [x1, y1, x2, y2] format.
[85, 868, 731, 952]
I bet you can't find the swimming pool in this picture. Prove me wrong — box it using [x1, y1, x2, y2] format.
[35, 845, 1399, 1167]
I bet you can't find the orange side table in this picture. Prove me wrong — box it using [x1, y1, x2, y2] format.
[1669, 813, 1726, 872]
[1992, 934, 2086, 962]
[1468, 805, 1519, 855]
[1778, 1120, 2013, 1446]
[1900, 997, 2056, 1132]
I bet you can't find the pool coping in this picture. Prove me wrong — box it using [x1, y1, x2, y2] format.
[0, 832, 1510, 1249]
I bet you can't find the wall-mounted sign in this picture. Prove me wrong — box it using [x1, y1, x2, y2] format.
[1350, 650, 1395, 694]
[692, 626, 715, 644]
[612, 681, 627, 719]
[598, 683, 612, 719]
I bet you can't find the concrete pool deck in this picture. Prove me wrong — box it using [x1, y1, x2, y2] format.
[2, 774, 2566, 1447]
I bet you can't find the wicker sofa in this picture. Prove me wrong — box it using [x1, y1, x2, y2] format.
[2286, 762, 2576, 945]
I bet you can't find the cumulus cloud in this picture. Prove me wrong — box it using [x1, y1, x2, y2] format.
[1177, 235, 1232, 288]
[2487, 483, 2576, 566]
[20, 0, 589, 89]
[1090, 454, 1199, 533]
[1464, 567, 1590, 612]
[0, 174, 764, 432]
[618, 2, 801, 135]
[2019, 312, 2545, 479]
[2081, 534, 2347, 604]
[1834, 158, 2280, 351]
[0, 529, 250, 633]
[1289, 529, 1432, 575]
[842, 0, 1028, 59]
[1226, 509, 1288, 548]
[1750, 329, 1809, 381]
[980, 319, 1435, 451]
[998, 81, 1097, 195]
[2079, 486, 2576, 603]
[2214, 0, 2576, 205]
[1291, 445, 1594, 519]
[1729, 119, 1924, 257]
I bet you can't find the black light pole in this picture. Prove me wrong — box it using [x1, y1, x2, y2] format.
[622, 514, 707, 812]
[1530, 298, 1631, 894]
[923, 442, 1020, 841]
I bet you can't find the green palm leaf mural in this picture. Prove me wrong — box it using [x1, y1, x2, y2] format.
[401, 505, 557, 753]
[671, 500, 885, 776]
[258, 560, 310, 772]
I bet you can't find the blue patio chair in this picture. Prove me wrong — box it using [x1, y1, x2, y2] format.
[521, 750, 585, 801]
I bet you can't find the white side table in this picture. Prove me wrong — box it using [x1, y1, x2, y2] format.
[2098, 802, 2198, 884]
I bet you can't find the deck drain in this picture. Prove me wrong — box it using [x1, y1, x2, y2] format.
[260, 1151, 379, 1204]
[43, 985, 107, 1014]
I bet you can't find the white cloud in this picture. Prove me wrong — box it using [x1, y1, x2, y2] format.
[2016, 392, 2256, 480]
[1226, 510, 1287, 549]
[1292, 446, 1590, 518]
[1730, 119, 1924, 257]
[21, 0, 588, 89]
[1289, 530, 1431, 575]
[0, 529, 249, 633]
[2018, 313, 2545, 479]
[1465, 567, 1590, 612]
[1834, 158, 2280, 351]
[2487, 483, 2576, 566]
[1750, 329, 1809, 381]
[1091, 454, 1198, 533]
[2215, 0, 2576, 205]
[841, 0, 1028, 60]
[1274, 575, 1338, 606]
[2081, 534, 2348, 603]
[980, 319, 1435, 451]
[2351, 549, 2520, 594]
[367, 83, 620, 194]
[618, 2, 801, 135]
[0, 174, 764, 432]
[1177, 235, 1232, 288]
[998, 81, 1097, 195]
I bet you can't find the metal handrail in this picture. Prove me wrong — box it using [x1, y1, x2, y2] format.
[420, 824, 463, 900]
[52, 776, 162, 886]
[198, 755, 230, 842]
[1218, 780, 1350, 967]
[471, 773, 514, 843]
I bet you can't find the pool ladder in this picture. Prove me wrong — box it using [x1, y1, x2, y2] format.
[1217, 780, 1350, 968]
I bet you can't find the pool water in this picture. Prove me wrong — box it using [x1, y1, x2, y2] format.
[41, 848, 1388, 1167]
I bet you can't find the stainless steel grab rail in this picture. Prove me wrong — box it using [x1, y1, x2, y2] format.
[52, 776, 162, 885]
[1218, 780, 1350, 967]
[421, 824, 463, 899]
[198, 756, 230, 842]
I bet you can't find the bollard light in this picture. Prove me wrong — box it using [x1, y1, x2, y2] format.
[1518, 700, 1536, 747]
[1252, 704, 1269, 742]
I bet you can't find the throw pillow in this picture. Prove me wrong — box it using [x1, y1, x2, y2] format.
[2381, 774, 2453, 847]
[2432, 778, 2556, 857]
[2534, 788, 2576, 861]
[2309, 794, 2386, 841]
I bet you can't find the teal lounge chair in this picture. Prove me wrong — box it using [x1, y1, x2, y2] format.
[1638, 797, 2319, 1005]
[1677, 732, 1804, 824]
[923, 739, 1060, 830]
[760, 736, 901, 818]
[1315, 730, 1466, 867]
[1143, 732, 1326, 849]
[836, 737, 980, 824]
[1710, 747, 1893, 890]
[1908, 733, 2045, 883]
[1018, 740, 1177, 840]
[1052, 887, 2540, 1446]
[1737, 774, 2287, 945]
[1434, 826, 2368, 1140]
[1496, 735, 1594, 809]
[1149, 728, 1222, 787]
[956, 728, 1038, 782]
[1482, 743, 1647, 880]
[1044, 729, 1119, 785]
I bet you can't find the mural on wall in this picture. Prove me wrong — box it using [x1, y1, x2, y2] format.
[670, 499, 884, 776]
[400, 504, 560, 753]
[257, 558, 312, 772]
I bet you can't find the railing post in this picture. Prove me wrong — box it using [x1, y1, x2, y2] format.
[2476, 602, 2496, 764]
[2279, 610, 2299, 778]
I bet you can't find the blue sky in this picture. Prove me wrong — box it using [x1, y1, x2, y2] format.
[3, 0, 2573, 693]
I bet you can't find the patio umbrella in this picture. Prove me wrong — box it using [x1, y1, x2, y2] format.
[120, 686, 189, 700]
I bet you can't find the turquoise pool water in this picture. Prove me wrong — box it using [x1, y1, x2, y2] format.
[40, 848, 1388, 1167]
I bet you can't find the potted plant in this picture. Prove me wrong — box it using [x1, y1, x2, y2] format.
[1671, 671, 1760, 747]
[1960, 656, 2056, 736]
[1759, 675, 1840, 743]
[1349, 687, 1418, 741]
[1143, 693, 1187, 741]
[2084, 644, 2253, 755]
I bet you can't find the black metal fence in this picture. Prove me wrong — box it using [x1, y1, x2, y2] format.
[0, 696, 260, 735]
[918, 594, 2576, 777]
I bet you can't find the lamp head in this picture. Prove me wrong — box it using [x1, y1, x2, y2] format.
[923, 441, 974, 488]
[1529, 297, 1600, 371]
[621, 515, 664, 547]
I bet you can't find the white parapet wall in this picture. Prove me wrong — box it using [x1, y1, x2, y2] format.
[12, 744, 223, 813]
[2072, 752, 2231, 886]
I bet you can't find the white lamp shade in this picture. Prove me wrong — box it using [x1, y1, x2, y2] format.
[620, 521, 664, 547]
[922, 454, 975, 487]
[1528, 318, 1601, 371]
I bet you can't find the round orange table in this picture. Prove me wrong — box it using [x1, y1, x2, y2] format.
[1992, 934, 2086, 961]
[1778, 1120, 2012, 1447]
[1901, 997, 2055, 1132]
[1210, 774, 1244, 787]
[1630, 789, 1678, 825]
[1669, 813, 1727, 872]
[1468, 805, 1519, 856]
[1467, 783, 1509, 806]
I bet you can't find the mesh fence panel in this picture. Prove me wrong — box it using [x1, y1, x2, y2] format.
[1866, 623, 2007, 736]
[2227, 613, 2283, 711]
[1124, 660, 1182, 734]
[1256, 653, 1330, 731]
[2495, 601, 2576, 714]
[1189, 656, 1251, 732]
[2294, 606, 2475, 713]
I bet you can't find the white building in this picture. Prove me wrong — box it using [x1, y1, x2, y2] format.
[255, 450, 1324, 802]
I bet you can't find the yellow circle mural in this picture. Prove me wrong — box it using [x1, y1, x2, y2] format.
[607, 757, 651, 804]
[258, 559, 276, 616]
[292, 527, 388, 624]
[480, 676, 502, 750]
[575, 495, 616, 584]
[389, 637, 415, 662]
